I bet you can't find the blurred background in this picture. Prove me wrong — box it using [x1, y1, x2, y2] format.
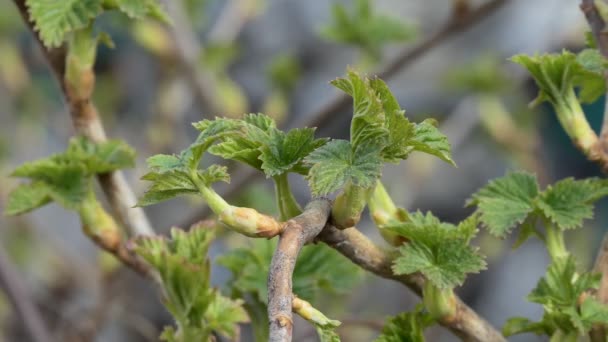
[0, 0, 604, 341]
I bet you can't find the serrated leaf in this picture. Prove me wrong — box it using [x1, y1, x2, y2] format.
[502, 317, 550, 337]
[468, 172, 539, 237]
[259, 127, 328, 177]
[410, 119, 455, 166]
[305, 140, 383, 195]
[511, 50, 607, 105]
[137, 170, 198, 206]
[375, 305, 434, 342]
[26, 0, 102, 48]
[368, 78, 416, 163]
[331, 70, 388, 150]
[5, 182, 52, 215]
[316, 326, 341, 342]
[569, 297, 608, 333]
[134, 225, 247, 340]
[113, 0, 170, 23]
[198, 165, 230, 186]
[389, 211, 486, 289]
[217, 239, 362, 304]
[536, 178, 608, 230]
[528, 256, 599, 307]
[321, 0, 415, 59]
[66, 137, 135, 173]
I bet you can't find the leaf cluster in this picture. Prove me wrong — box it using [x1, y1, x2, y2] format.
[194, 113, 327, 178]
[468, 171, 608, 241]
[375, 304, 434, 342]
[305, 70, 454, 195]
[387, 212, 486, 290]
[503, 256, 608, 337]
[134, 223, 248, 341]
[6, 136, 134, 215]
[511, 49, 608, 106]
[321, 0, 415, 60]
[26, 0, 169, 48]
[216, 239, 362, 304]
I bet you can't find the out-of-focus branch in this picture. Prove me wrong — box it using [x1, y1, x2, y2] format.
[317, 225, 506, 342]
[13, 0, 154, 237]
[162, 0, 222, 116]
[0, 245, 51, 342]
[178, 0, 511, 227]
[207, 0, 258, 42]
[268, 199, 331, 342]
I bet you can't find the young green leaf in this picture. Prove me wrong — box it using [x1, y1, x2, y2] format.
[321, 0, 415, 60]
[528, 256, 599, 307]
[134, 224, 248, 341]
[388, 211, 486, 289]
[5, 182, 52, 216]
[504, 256, 606, 338]
[26, 0, 103, 48]
[66, 136, 135, 173]
[536, 177, 608, 230]
[217, 239, 362, 304]
[375, 305, 434, 342]
[467, 171, 539, 237]
[259, 128, 328, 177]
[511, 51, 599, 151]
[331, 70, 388, 151]
[409, 119, 455, 166]
[196, 114, 325, 177]
[112, 0, 170, 23]
[305, 140, 383, 195]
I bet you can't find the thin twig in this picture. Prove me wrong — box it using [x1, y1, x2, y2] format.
[206, 0, 255, 43]
[161, 0, 222, 116]
[13, 0, 154, 237]
[317, 225, 506, 342]
[178, 0, 511, 227]
[268, 198, 332, 342]
[0, 245, 51, 342]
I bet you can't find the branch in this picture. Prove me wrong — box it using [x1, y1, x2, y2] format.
[177, 0, 511, 227]
[0, 245, 51, 342]
[161, 0, 222, 116]
[317, 225, 506, 342]
[581, 3, 608, 340]
[268, 198, 332, 342]
[13, 0, 153, 237]
[581, 0, 608, 168]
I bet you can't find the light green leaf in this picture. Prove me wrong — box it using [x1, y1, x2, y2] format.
[134, 225, 248, 340]
[321, 0, 415, 59]
[468, 172, 539, 237]
[66, 137, 135, 173]
[537, 177, 608, 230]
[5, 182, 52, 216]
[305, 140, 383, 195]
[331, 70, 388, 150]
[375, 305, 434, 342]
[410, 119, 455, 166]
[26, 0, 102, 47]
[217, 239, 362, 304]
[502, 317, 550, 337]
[389, 211, 486, 289]
[259, 127, 328, 177]
[528, 256, 599, 307]
[197, 165, 230, 186]
[316, 326, 341, 342]
[569, 297, 608, 333]
[113, 0, 170, 23]
[369, 78, 416, 163]
[137, 170, 198, 206]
